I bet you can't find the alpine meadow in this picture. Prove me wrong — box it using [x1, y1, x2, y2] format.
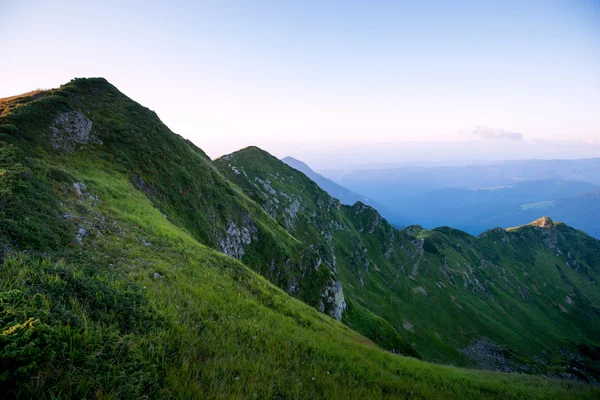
[0, 78, 599, 399]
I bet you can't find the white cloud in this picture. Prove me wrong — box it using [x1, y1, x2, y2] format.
[471, 125, 524, 141]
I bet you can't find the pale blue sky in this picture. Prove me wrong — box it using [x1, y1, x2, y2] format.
[1, 1, 599, 165]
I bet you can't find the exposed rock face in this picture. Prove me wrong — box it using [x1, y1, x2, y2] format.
[74, 226, 88, 245]
[49, 111, 96, 153]
[530, 216, 559, 249]
[461, 337, 519, 373]
[73, 182, 87, 199]
[530, 216, 554, 229]
[320, 279, 347, 321]
[368, 213, 380, 234]
[131, 173, 161, 198]
[218, 213, 258, 259]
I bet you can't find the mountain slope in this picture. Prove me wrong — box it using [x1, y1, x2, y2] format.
[216, 147, 600, 382]
[282, 156, 407, 226]
[0, 78, 598, 398]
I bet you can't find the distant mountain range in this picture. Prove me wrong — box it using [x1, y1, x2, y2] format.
[282, 156, 408, 227]
[319, 159, 600, 238]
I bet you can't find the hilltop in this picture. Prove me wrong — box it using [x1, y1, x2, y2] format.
[0, 78, 598, 398]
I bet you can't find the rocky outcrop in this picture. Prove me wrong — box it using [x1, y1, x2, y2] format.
[461, 337, 519, 373]
[49, 111, 97, 153]
[319, 279, 347, 321]
[530, 217, 559, 249]
[131, 173, 161, 198]
[218, 213, 258, 259]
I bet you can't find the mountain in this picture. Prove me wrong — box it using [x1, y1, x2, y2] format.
[390, 180, 600, 237]
[0, 78, 598, 398]
[282, 156, 407, 226]
[215, 148, 600, 381]
[320, 158, 600, 204]
[466, 190, 600, 239]
[319, 162, 600, 237]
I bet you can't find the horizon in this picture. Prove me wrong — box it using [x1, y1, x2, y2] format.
[3, 78, 600, 169]
[2, 1, 600, 166]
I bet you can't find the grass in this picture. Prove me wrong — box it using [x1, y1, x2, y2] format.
[1, 167, 596, 398]
[215, 144, 600, 377]
[0, 77, 598, 398]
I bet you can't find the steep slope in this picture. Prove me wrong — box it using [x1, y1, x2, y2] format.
[0, 79, 598, 398]
[0, 78, 341, 318]
[282, 156, 407, 226]
[216, 147, 600, 382]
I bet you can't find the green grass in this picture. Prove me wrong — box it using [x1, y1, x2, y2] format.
[215, 144, 600, 377]
[0, 78, 599, 398]
[0, 167, 596, 398]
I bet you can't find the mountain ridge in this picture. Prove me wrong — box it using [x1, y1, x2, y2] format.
[281, 156, 407, 227]
[216, 144, 600, 382]
[0, 78, 598, 398]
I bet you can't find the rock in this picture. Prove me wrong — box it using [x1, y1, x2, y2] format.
[154, 272, 163, 280]
[49, 111, 96, 153]
[461, 338, 518, 373]
[218, 213, 258, 259]
[74, 226, 88, 245]
[73, 182, 87, 198]
[412, 286, 427, 296]
[529, 216, 560, 249]
[131, 174, 161, 198]
[320, 279, 347, 321]
[367, 213, 380, 234]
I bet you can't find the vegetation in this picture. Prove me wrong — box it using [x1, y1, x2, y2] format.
[0, 78, 598, 398]
[215, 143, 600, 380]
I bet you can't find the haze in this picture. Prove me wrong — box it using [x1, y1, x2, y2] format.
[2, 0, 599, 167]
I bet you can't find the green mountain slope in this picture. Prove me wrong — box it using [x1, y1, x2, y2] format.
[215, 147, 600, 382]
[0, 78, 598, 398]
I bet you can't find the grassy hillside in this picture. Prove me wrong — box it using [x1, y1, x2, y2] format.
[0, 78, 598, 398]
[215, 147, 600, 382]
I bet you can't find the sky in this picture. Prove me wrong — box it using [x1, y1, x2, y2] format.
[1, 0, 599, 167]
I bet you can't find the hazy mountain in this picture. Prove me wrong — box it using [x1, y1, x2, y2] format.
[459, 190, 600, 239]
[282, 156, 407, 226]
[320, 158, 600, 203]
[320, 162, 600, 237]
[393, 180, 600, 237]
[1, 79, 598, 398]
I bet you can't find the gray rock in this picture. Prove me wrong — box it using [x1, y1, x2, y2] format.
[74, 226, 88, 245]
[49, 111, 96, 153]
[320, 279, 347, 321]
[461, 337, 518, 373]
[218, 213, 258, 259]
[73, 182, 87, 198]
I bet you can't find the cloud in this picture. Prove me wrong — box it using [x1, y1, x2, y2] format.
[471, 125, 524, 141]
